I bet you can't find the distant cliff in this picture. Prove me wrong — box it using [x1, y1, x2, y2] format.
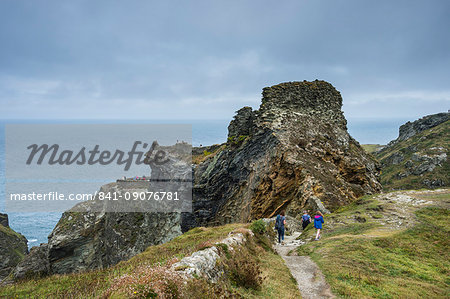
[387, 112, 449, 146]
[188, 80, 381, 228]
[376, 112, 449, 190]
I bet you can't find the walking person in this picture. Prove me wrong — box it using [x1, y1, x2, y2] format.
[314, 211, 324, 241]
[275, 210, 286, 244]
[301, 211, 311, 230]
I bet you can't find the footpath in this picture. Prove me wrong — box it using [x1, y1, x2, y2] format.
[274, 231, 335, 299]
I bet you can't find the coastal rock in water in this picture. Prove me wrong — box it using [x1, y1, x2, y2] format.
[0, 213, 28, 281]
[190, 80, 381, 228]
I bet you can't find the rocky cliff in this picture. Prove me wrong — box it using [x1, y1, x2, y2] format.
[388, 112, 449, 146]
[13, 80, 382, 278]
[0, 213, 28, 281]
[189, 80, 381, 228]
[13, 143, 191, 278]
[376, 112, 449, 190]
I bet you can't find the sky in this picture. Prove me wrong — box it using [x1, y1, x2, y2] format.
[0, 0, 449, 122]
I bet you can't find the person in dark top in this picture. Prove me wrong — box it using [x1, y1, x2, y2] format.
[275, 210, 286, 244]
[301, 211, 311, 230]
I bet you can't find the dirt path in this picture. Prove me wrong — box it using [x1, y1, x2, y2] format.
[274, 232, 335, 299]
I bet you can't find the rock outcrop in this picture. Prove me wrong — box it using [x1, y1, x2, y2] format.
[13, 244, 50, 280]
[190, 80, 381, 228]
[13, 80, 382, 277]
[0, 213, 28, 281]
[376, 112, 449, 190]
[387, 112, 449, 147]
[13, 143, 191, 277]
[171, 230, 251, 283]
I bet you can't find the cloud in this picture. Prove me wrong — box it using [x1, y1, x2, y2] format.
[0, 0, 449, 121]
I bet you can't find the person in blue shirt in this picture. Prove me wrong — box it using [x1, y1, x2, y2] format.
[314, 211, 324, 241]
[301, 211, 311, 230]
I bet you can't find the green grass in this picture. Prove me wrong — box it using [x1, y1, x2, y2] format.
[0, 224, 25, 239]
[297, 203, 450, 298]
[361, 144, 384, 154]
[1, 223, 301, 298]
[1, 224, 242, 298]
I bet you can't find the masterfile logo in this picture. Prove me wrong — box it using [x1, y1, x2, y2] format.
[25, 141, 169, 170]
[5, 123, 192, 213]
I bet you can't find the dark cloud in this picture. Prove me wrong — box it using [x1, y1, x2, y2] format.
[0, 0, 449, 121]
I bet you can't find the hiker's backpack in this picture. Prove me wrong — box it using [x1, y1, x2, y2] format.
[275, 214, 281, 229]
[302, 215, 310, 222]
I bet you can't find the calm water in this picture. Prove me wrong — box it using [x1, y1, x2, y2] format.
[1, 118, 403, 248]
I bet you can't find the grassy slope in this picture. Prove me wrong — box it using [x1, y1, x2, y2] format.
[361, 144, 384, 154]
[1, 223, 300, 298]
[376, 120, 449, 190]
[297, 190, 450, 298]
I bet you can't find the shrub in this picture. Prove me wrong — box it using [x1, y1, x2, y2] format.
[184, 278, 242, 299]
[249, 219, 266, 235]
[216, 243, 231, 258]
[195, 240, 214, 251]
[223, 247, 264, 290]
[103, 265, 184, 298]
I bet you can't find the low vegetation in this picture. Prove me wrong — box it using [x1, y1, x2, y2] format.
[297, 190, 450, 298]
[192, 144, 225, 164]
[361, 144, 384, 154]
[2, 222, 301, 298]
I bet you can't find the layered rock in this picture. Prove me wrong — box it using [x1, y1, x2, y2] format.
[0, 213, 28, 281]
[13, 143, 191, 277]
[190, 80, 381, 228]
[376, 112, 449, 190]
[47, 206, 183, 274]
[13, 244, 50, 280]
[13, 80, 382, 277]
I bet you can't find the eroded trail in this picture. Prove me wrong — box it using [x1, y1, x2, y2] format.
[274, 232, 335, 299]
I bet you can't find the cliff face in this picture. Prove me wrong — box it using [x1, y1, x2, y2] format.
[392, 112, 449, 145]
[13, 80, 382, 277]
[0, 213, 28, 281]
[190, 81, 381, 227]
[376, 112, 449, 190]
[13, 143, 191, 277]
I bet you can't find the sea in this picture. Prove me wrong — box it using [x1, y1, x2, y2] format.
[0, 118, 408, 248]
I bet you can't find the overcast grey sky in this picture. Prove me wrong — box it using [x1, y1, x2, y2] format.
[0, 0, 449, 121]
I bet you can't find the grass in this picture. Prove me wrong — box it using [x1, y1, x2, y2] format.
[297, 193, 450, 298]
[0, 223, 25, 239]
[361, 144, 384, 154]
[376, 120, 449, 190]
[192, 144, 225, 164]
[1, 224, 242, 298]
[1, 222, 301, 298]
[227, 232, 301, 298]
